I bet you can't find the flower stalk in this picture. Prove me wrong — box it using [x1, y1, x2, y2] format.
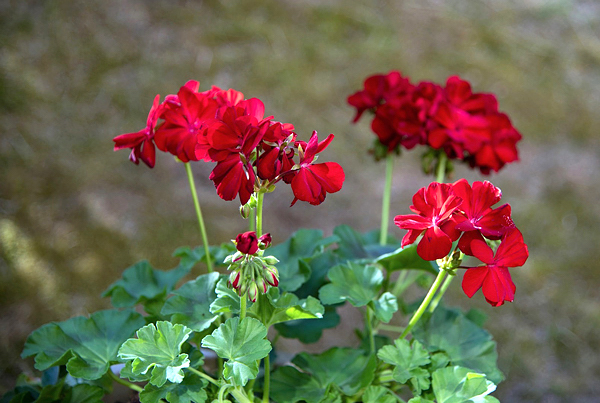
[380, 153, 394, 245]
[185, 162, 213, 273]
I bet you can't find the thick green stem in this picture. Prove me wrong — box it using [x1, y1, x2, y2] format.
[366, 306, 376, 354]
[230, 387, 254, 403]
[240, 295, 247, 320]
[185, 163, 213, 273]
[377, 324, 405, 333]
[428, 273, 454, 313]
[108, 370, 143, 393]
[435, 152, 447, 183]
[400, 270, 448, 339]
[186, 367, 220, 387]
[262, 354, 270, 403]
[380, 154, 394, 246]
[256, 192, 264, 237]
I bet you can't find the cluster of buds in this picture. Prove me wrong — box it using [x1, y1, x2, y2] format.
[225, 231, 280, 302]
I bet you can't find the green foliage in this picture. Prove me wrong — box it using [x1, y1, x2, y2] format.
[21, 309, 145, 380]
[362, 385, 397, 403]
[412, 307, 504, 384]
[431, 366, 499, 403]
[378, 339, 431, 394]
[209, 276, 241, 315]
[201, 317, 271, 386]
[372, 291, 398, 323]
[274, 305, 340, 343]
[139, 376, 208, 403]
[376, 244, 439, 275]
[161, 272, 220, 332]
[319, 262, 384, 307]
[248, 287, 324, 328]
[118, 321, 193, 387]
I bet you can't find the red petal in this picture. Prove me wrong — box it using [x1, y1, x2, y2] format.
[417, 226, 452, 261]
[462, 267, 487, 298]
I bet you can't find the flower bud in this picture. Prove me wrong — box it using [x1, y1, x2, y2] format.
[264, 267, 279, 287]
[236, 231, 259, 255]
[256, 277, 268, 294]
[229, 270, 241, 289]
[259, 233, 272, 249]
[247, 282, 259, 302]
[263, 256, 279, 265]
[240, 203, 251, 219]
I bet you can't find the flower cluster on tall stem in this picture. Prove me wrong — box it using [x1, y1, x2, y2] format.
[348, 72, 522, 174]
[394, 179, 528, 306]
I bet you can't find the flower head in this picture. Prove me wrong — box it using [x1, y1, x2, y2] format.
[236, 231, 259, 255]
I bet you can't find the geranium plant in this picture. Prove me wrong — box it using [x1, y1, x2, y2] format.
[4, 72, 528, 403]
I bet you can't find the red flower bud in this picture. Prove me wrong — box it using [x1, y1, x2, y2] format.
[259, 233, 272, 249]
[236, 231, 259, 255]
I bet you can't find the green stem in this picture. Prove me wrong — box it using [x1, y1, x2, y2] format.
[255, 192, 264, 237]
[428, 273, 453, 313]
[185, 162, 213, 273]
[400, 270, 448, 339]
[240, 295, 247, 320]
[380, 154, 394, 246]
[377, 324, 405, 333]
[366, 306, 376, 354]
[230, 386, 254, 403]
[262, 353, 270, 403]
[108, 369, 143, 393]
[435, 152, 447, 183]
[186, 367, 220, 387]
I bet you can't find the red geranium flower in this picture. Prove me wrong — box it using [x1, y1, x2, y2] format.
[154, 84, 219, 162]
[347, 71, 412, 122]
[288, 132, 345, 206]
[236, 231, 259, 255]
[451, 179, 515, 253]
[394, 182, 463, 261]
[462, 228, 529, 306]
[113, 94, 162, 168]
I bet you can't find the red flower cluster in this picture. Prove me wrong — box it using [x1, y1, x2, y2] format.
[394, 180, 528, 306]
[348, 72, 522, 174]
[113, 82, 345, 206]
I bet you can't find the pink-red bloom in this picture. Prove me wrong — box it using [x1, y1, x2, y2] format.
[236, 231, 259, 255]
[113, 95, 162, 168]
[394, 182, 463, 261]
[287, 132, 345, 206]
[462, 228, 529, 306]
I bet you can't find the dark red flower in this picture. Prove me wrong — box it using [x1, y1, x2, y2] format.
[451, 179, 515, 253]
[288, 132, 345, 206]
[259, 233, 272, 248]
[347, 71, 412, 122]
[462, 228, 529, 306]
[236, 231, 259, 255]
[154, 84, 219, 162]
[113, 94, 162, 168]
[209, 153, 256, 205]
[394, 182, 463, 261]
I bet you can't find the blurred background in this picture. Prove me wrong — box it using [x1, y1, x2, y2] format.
[1, 0, 599, 401]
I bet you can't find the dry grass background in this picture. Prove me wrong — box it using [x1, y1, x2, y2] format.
[1, 1, 600, 401]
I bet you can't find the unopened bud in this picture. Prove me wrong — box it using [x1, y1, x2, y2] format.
[240, 203, 251, 219]
[247, 282, 259, 302]
[229, 271, 241, 289]
[263, 256, 279, 265]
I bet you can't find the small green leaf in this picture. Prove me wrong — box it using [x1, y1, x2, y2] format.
[21, 309, 145, 380]
[319, 262, 383, 307]
[209, 277, 241, 315]
[65, 384, 105, 403]
[161, 272, 220, 332]
[407, 398, 435, 403]
[432, 366, 497, 403]
[139, 375, 208, 403]
[201, 317, 271, 386]
[118, 321, 193, 387]
[376, 244, 438, 275]
[292, 348, 377, 396]
[102, 260, 190, 315]
[362, 385, 397, 403]
[274, 305, 340, 344]
[377, 339, 431, 393]
[270, 366, 327, 403]
[248, 288, 324, 328]
[412, 307, 504, 384]
[372, 292, 398, 323]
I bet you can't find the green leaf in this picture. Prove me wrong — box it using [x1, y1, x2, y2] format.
[161, 272, 220, 332]
[274, 305, 340, 343]
[377, 339, 431, 394]
[412, 307, 504, 384]
[248, 287, 324, 328]
[21, 309, 145, 380]
[118, 321, 193, 387]
[139, 376, 208, 403]
[319, 262, 383, 307]
[65, 384, 105, 403]
[292, 348, 377, 396]
[201, 317, 271, 386]
[376, 244, 439, 275]
[372, 292, 398, 323]
[102, 260, 190, 315]
[269, 229, 335, 292]
[432, 366, 498, 403]
[209, 276, 241, 315]
[407, 398, 435, 403]
[270, 366, 327, 403]
[362, 385, 397, 403]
